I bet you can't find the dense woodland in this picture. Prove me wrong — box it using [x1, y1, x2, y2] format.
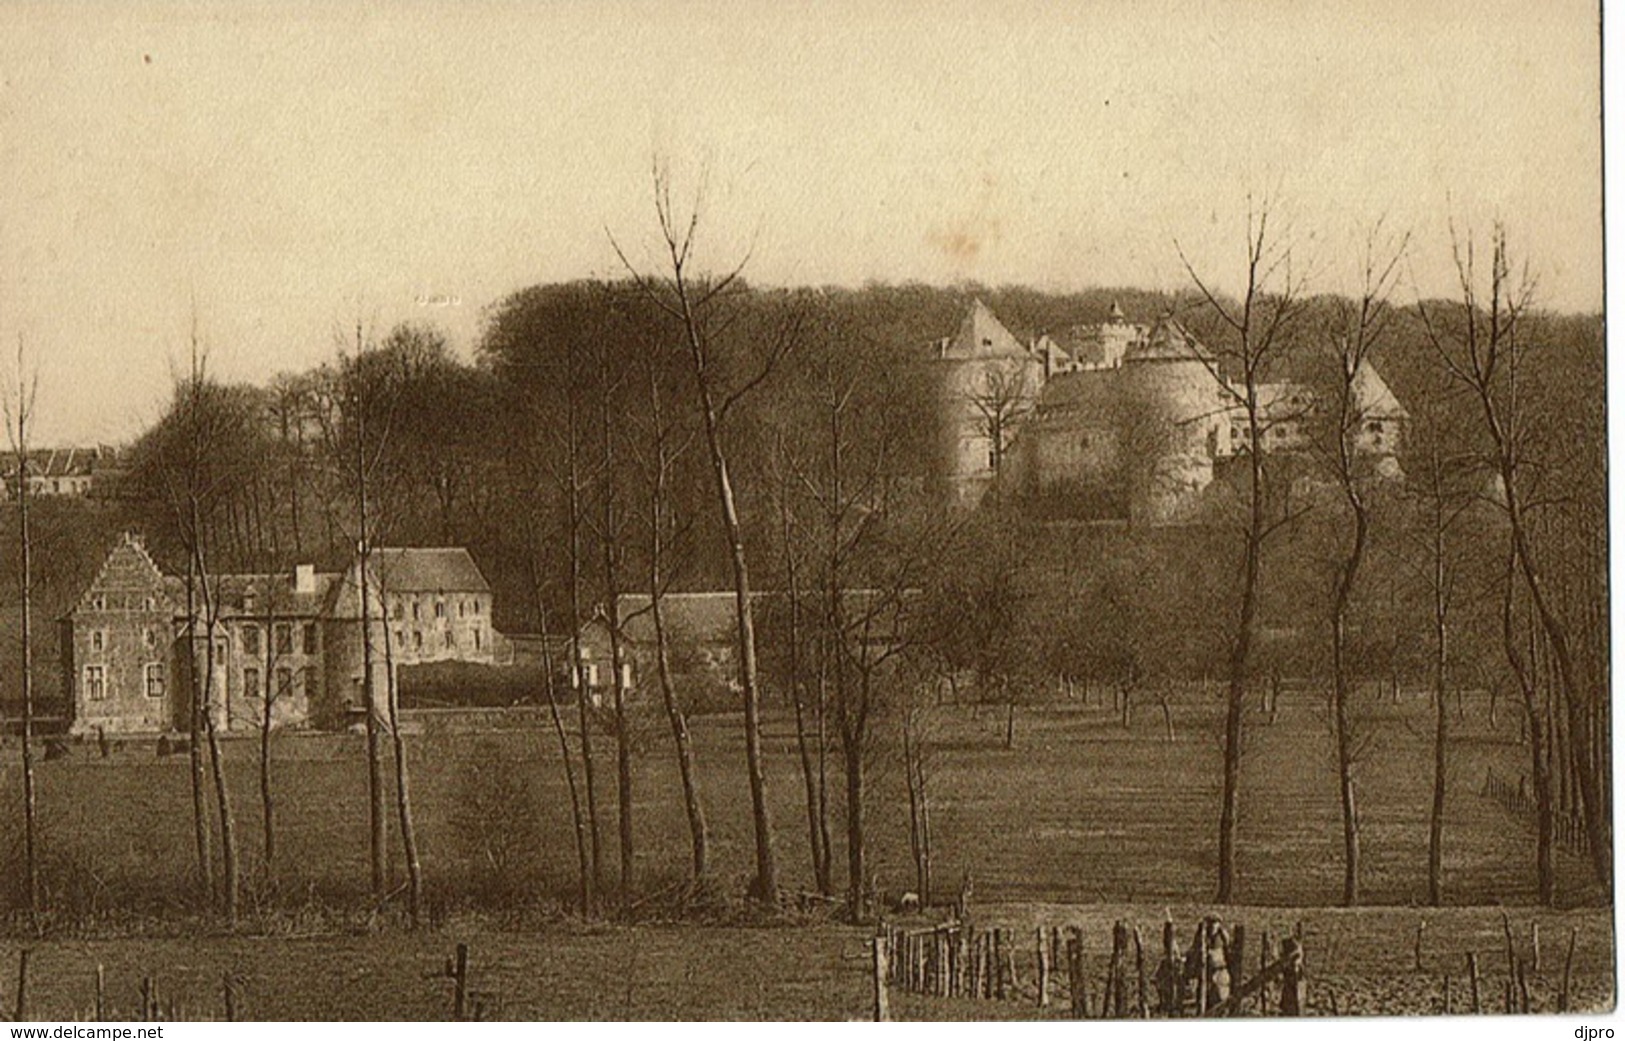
[0, 214, 1609, 923]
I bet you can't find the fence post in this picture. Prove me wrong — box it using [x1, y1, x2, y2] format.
[1036, 927, 1050, 1008]
[453, 943, 469, 1021]
[1066, 928, 1086, 1018]
[95, 964, 106, 1022]
[1195, 920, 1210, 1015]
[871, 933, 890, 1022]
[1279, 938, 1305, 1016]
[1228, 923, 1246, 1015]
[1133, 925, 1148, 1018]
[1531, 922, 1540, 974]
[1414, 920, 1426, 972]
[1443, 974, 1451, 1015]
[1160, 919, 1179, 1016]
[14, 950, 28, 1022]
[222, 973, 237, 1023]
[1466, 952, 1480, 1013]
[992, 929, 1006, 1000]
[1561, 926, 1578, 1012]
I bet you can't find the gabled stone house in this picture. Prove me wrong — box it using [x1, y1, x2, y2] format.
[62, 535, 500, 736]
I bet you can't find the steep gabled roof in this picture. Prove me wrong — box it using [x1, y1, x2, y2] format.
[936, 299, 1029, 360]
[1351, 361, 1408, 420]
[372, 548, 491, 594]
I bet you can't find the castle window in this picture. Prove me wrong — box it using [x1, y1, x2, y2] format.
[435, 601, 445, 619]
[303, 623, 318, 655]
[91, 630, 105, 653]
[242, 625, 261, 656]
[276, 666, 294, 699]
[391, 602, 403, 620]
[412, 601, 421, 621]
[413, 631, 424, 652]
[90, 595, 105, 611]
[444, 629, 454, 650]
[473, 626, 483, 651]
[84, 665, 106, 701]
[243, 667, 261, 700]
[144, 663, 165, 699]
[473, 600, 481, 616]
[243, 592, 257, 612]
[275, 623, 293, 655]
[303, 668, 319, 702]
[621, 663, 633, 688]
[459, 601, 466, 618]
[1366, 421, 1383, 434]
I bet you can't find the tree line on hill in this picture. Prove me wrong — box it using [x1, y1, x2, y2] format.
[0, 186, 1606, 925]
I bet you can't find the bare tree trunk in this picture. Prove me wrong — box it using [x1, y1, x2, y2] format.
[1218, 467, 1261, 904]
[195, 571, 239, 927]
[566, 415, 603, 913]
[597, 375, 635, 903]
[1504, 547, 1554, 906]
[13, 378, 39, 916]
[260, 602, 276, 876]
[380, 606, 422, 925]
[352, 332, 389, 900]
[526, 551, 591, 916]
[184, 556, 214, 905]
[644, 398, 707, 884]
[778, 472, 826, 892]
[1427, 523, 1450, 907]
[1331, 502, 1368, 907]
[674, 298, 777, 906]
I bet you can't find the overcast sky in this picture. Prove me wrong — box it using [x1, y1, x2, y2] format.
[0, 0, 1602, 444]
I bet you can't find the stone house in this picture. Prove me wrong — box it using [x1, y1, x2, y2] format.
[62, 535, 499, 735]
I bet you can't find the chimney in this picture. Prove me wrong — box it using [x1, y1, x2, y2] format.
[295, 564, 316, 595]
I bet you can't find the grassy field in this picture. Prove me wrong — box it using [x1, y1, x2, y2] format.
[0, 687, 1603, 911]
[0, 904, 1612, 1019]
[0, 687, 1611, 1019]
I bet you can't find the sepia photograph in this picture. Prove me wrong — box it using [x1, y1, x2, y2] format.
[0, 0, 1611, 1025]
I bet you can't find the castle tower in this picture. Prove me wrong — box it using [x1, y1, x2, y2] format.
[929, 300, 1043, 507]
[1119, 315, 1225, 524]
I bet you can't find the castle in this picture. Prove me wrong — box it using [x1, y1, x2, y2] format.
[929, 300, 1407, 523]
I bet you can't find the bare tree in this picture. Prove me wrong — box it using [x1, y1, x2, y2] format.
[611, 160, 795, 905]
[1177, 195, 1306, 903]
[966, 358, 1035, 494]
[5, 335, 40, 915]
[628, 312, 709, 886]
[1417, 223, 1611, 896]
[1316, 224, 1408, 906]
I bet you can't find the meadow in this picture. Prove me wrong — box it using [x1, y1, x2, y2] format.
[0, 686, 1610, 1019]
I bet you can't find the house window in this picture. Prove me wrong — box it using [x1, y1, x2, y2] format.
[443, 629, 454, 649]
[84, 665, 106, 701]
[243, 592, 257, 612]
[394, 629, 405, 649]
[620, 663, 633, 688]
[242, 625, 261, 656]
[411, 601, 421, 621]
[458, 601, 466, 618]
[1366, 421, 1383, 434]
[473, 600, 481, 616]
[303, 623, 318, 655]
[275, 623, 293, 655]
[413, 631, 423, 652]
[144, 663, 165, 699]
[243, 667, 261, 700]
[435, 601, 446, 619]
[303, 668, 319, 702]
[472, 626, 483, 651]
[275, 666, 294, 698]
[391, 602, 403, 621]
[91, 630, 105, 653]
[585, 664, 600, 687]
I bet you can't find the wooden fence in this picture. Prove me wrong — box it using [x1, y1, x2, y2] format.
[1483, 768, 1591, 854]
[869, 915, 1306, 1020]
